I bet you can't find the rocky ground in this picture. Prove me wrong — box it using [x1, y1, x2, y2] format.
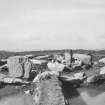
[36, 76, 65, 105]
[0, 62, 104, 105]
[0, 75, 65, 105]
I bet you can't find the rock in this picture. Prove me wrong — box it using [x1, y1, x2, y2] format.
[1, 77, 29, 84]
[0, 73, 7, 81]
[7, 56, 32, 79]
[74, 72, 85, 77]
[7, 56, 24, 78]
[30, 59, 46, 64]
[64, 52, 71, 65]
[99, 58, 105, 64]
[94, 61, 98, 65]
[74, 72, 86, 80]
[47, 62, 65, 72]
[73, 54, 91, 65]
[33, 71, 59, 83]
[100, 67, 105, 75]
[86, 75, 97, 83]
[24, 90, 31, 94]
[60, 72, 86, 83]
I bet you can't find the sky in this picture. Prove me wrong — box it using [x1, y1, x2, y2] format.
[0, 0, 105, 51]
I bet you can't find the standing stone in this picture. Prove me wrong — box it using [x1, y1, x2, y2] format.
[7, 56, 25, 78]
[7, 56, 32, 79]
[24, 58, 32, 79]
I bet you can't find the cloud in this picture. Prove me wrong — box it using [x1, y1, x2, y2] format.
[0, 0, 105, 51]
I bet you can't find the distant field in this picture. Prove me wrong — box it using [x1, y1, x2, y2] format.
[0, 49, 105, 61]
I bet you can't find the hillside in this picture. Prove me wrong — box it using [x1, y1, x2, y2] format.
[0, 49, 105, 61]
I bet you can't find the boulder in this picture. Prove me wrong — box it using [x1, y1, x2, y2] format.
[7, 56, 25, 78]
[86, 75, 97, 83]
[99, 58, 105, 64]
[33, 71, 60, 83]
[47, 62, 65, 72]
[100, 66, 105, 75]
[60, 72, 86, 82]
[0, 73, 7, 81]
[1, 77, 29, 84]
[73, 54, 91, 65]
[30, 59, 46, 64]
[74, 72, 86, 80]
[94, 61, 98, 65]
